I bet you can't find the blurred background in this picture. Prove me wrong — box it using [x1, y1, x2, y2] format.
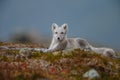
[0, 0, 120, 50]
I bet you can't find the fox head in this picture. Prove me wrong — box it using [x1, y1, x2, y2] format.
[52, 23, 68, 42]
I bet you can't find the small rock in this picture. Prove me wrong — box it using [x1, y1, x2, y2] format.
[52, 51, 60, 56]
[19, 48, 32, 59]
[83, 69, 100, 79]
[19, 48, 30, 54]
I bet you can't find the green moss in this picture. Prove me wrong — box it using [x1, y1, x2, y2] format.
[15, 74, 26, 80]
[6, 49, 19, 55]
[44, 51, 63, 62]
[31, 51, 43, 58]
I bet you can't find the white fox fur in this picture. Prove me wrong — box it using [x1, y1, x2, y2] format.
[40, 23, 90, 52]
[37, 23, 119, 59]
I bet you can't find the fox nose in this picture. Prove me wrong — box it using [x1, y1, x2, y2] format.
[57, 37, 60, 40]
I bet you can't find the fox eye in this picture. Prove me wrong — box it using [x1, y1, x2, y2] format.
[55, 32, 58, 34]
[61, 32, 64, 34]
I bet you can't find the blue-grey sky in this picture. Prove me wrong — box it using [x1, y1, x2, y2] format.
[0, 0, 120, 50]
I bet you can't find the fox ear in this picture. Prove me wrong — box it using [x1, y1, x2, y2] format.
[62, 23, 68, 30]
[52, 23, 58, 31]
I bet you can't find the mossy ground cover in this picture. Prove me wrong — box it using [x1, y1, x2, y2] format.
[0, 42, 120, 80]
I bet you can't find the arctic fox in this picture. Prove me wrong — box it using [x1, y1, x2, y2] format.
[36, 23, 119, 58]
[39, 23, 90, 52]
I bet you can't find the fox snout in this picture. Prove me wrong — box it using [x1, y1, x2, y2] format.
[57, 37, 60, 40]
[55, 35, 63, 41]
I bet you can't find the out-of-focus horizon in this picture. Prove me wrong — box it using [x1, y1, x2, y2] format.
[0, 0, 120, 50]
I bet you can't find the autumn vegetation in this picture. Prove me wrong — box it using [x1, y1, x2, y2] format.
[0, 42, 120, 80]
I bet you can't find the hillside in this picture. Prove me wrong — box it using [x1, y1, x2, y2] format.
[0, 42, 120, 80]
